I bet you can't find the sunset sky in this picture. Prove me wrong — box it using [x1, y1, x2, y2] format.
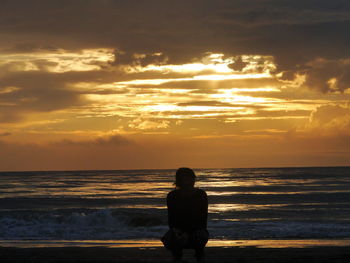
[1, 0, 350, 171]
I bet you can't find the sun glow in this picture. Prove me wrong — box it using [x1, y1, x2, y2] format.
[210, 91, 279, 104]
[144, 62, 233, 73]
[142, 104, 245, 112]
[115, 73, 272, 87]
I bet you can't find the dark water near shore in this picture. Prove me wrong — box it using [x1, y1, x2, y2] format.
[1, 167, 350, 242]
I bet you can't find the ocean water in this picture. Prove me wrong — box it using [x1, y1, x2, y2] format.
[1, 167, 350, 246]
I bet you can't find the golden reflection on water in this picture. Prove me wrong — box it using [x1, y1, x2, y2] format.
[197, 179, 322, 188]
[2, 239, 350, 248]
[205, 190, 343, 196]
[0, 180, 171, 199]
[208, 239, 350, 248]
[2, 182, 346, 199]
[1, 171, 346, 200]
[209, 203, 287, 212]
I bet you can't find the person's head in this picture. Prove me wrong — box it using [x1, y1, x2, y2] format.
[175, 167, 196, 189]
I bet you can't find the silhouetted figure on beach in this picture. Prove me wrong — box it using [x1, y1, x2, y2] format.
[162, 168, 208, 263]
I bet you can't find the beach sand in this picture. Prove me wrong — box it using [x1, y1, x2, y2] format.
[1, 246, 350, 263]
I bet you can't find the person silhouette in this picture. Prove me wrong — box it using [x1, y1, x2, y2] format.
[162, 168, 208, 263]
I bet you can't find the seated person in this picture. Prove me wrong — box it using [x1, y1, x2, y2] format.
[162, 168, 208, 263]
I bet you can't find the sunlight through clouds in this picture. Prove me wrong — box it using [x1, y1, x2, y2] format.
[1, 0, 350, 169]
[1, 47, 348, 139]
[72, 51, 331, 127]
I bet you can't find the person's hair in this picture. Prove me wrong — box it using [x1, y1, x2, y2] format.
[175, 167, 196, 189]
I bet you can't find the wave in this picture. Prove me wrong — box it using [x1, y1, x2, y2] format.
[0, 208, 167, 240]
[208, 220, 350, 239]
[1, 208, 350, 240]
[0, 197, 163, 210]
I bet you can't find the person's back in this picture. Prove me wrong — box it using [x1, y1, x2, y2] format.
[167, 188, 207, 232]
[162, 168, 208, 263]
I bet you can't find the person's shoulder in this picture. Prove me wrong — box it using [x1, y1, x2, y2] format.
[195, 188, 207, 197]
[167, 189, 179, 198]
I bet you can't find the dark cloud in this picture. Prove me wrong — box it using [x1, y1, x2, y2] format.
[89, 87, 130, 95]
[95, 134, 131, 146]
[0, 135, 133, 171]
[1, 0, 350, 68]
[228, 57, 248, 71]
[0, 111, 22, 123]
[0, 132, 11, 136]
[54, 134, 132, 147]
[0, 66, 140, 122]
[0, 71, 82, 122]
[302, 59, 350, 93]
[114, 51, 168, 67]
[215, 1, 350, 27]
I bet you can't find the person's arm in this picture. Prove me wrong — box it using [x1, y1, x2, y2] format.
[167, 192, 176, 228]
[198, 190, 208, 229]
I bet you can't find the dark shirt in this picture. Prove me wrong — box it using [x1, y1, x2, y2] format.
[167, 188, 208, 232]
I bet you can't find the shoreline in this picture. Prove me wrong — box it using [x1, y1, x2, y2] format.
[1, 238, 350, 248]
[1, 246, 350, 263]
[2, 239, 350, 263]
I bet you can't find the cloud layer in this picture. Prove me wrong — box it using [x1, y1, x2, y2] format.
[1, 0, 350, 170]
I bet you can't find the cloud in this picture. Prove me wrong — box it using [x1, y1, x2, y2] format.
[128, 119, 170, 130]
[0, 48, 119, 123]
[114, 51, 168, 67]
[1, 0, 350, 69]
[0, 49, 114, 73]
[308, 104, 350, 133]
[0, 3, 349, 133]
[215, 1, 350, 27]
[123, 77, 281, 91]
[0, 132, 11, 136]
[1, 1, 350, 98]
[55, 134, 132, 147]
[228, 56, 248, 71]
[301, 58, 350, 93]
[177, 100, 249, 107]
[1, 130, 349, 171]
[0, 71, 82, 122]
[0, 135, 134, 171]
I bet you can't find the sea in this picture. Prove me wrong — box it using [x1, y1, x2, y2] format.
[1, 167, 350, 248]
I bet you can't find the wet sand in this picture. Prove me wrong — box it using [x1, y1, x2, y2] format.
[1, 246, 350, 263]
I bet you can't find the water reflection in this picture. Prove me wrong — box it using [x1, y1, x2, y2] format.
[2, 239, 350, 248]
[209, 203, 287, 212]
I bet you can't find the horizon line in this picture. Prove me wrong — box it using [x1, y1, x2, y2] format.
[1, 165, 350, 173]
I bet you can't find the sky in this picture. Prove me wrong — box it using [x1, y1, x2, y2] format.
[1, 0, 350, 171]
